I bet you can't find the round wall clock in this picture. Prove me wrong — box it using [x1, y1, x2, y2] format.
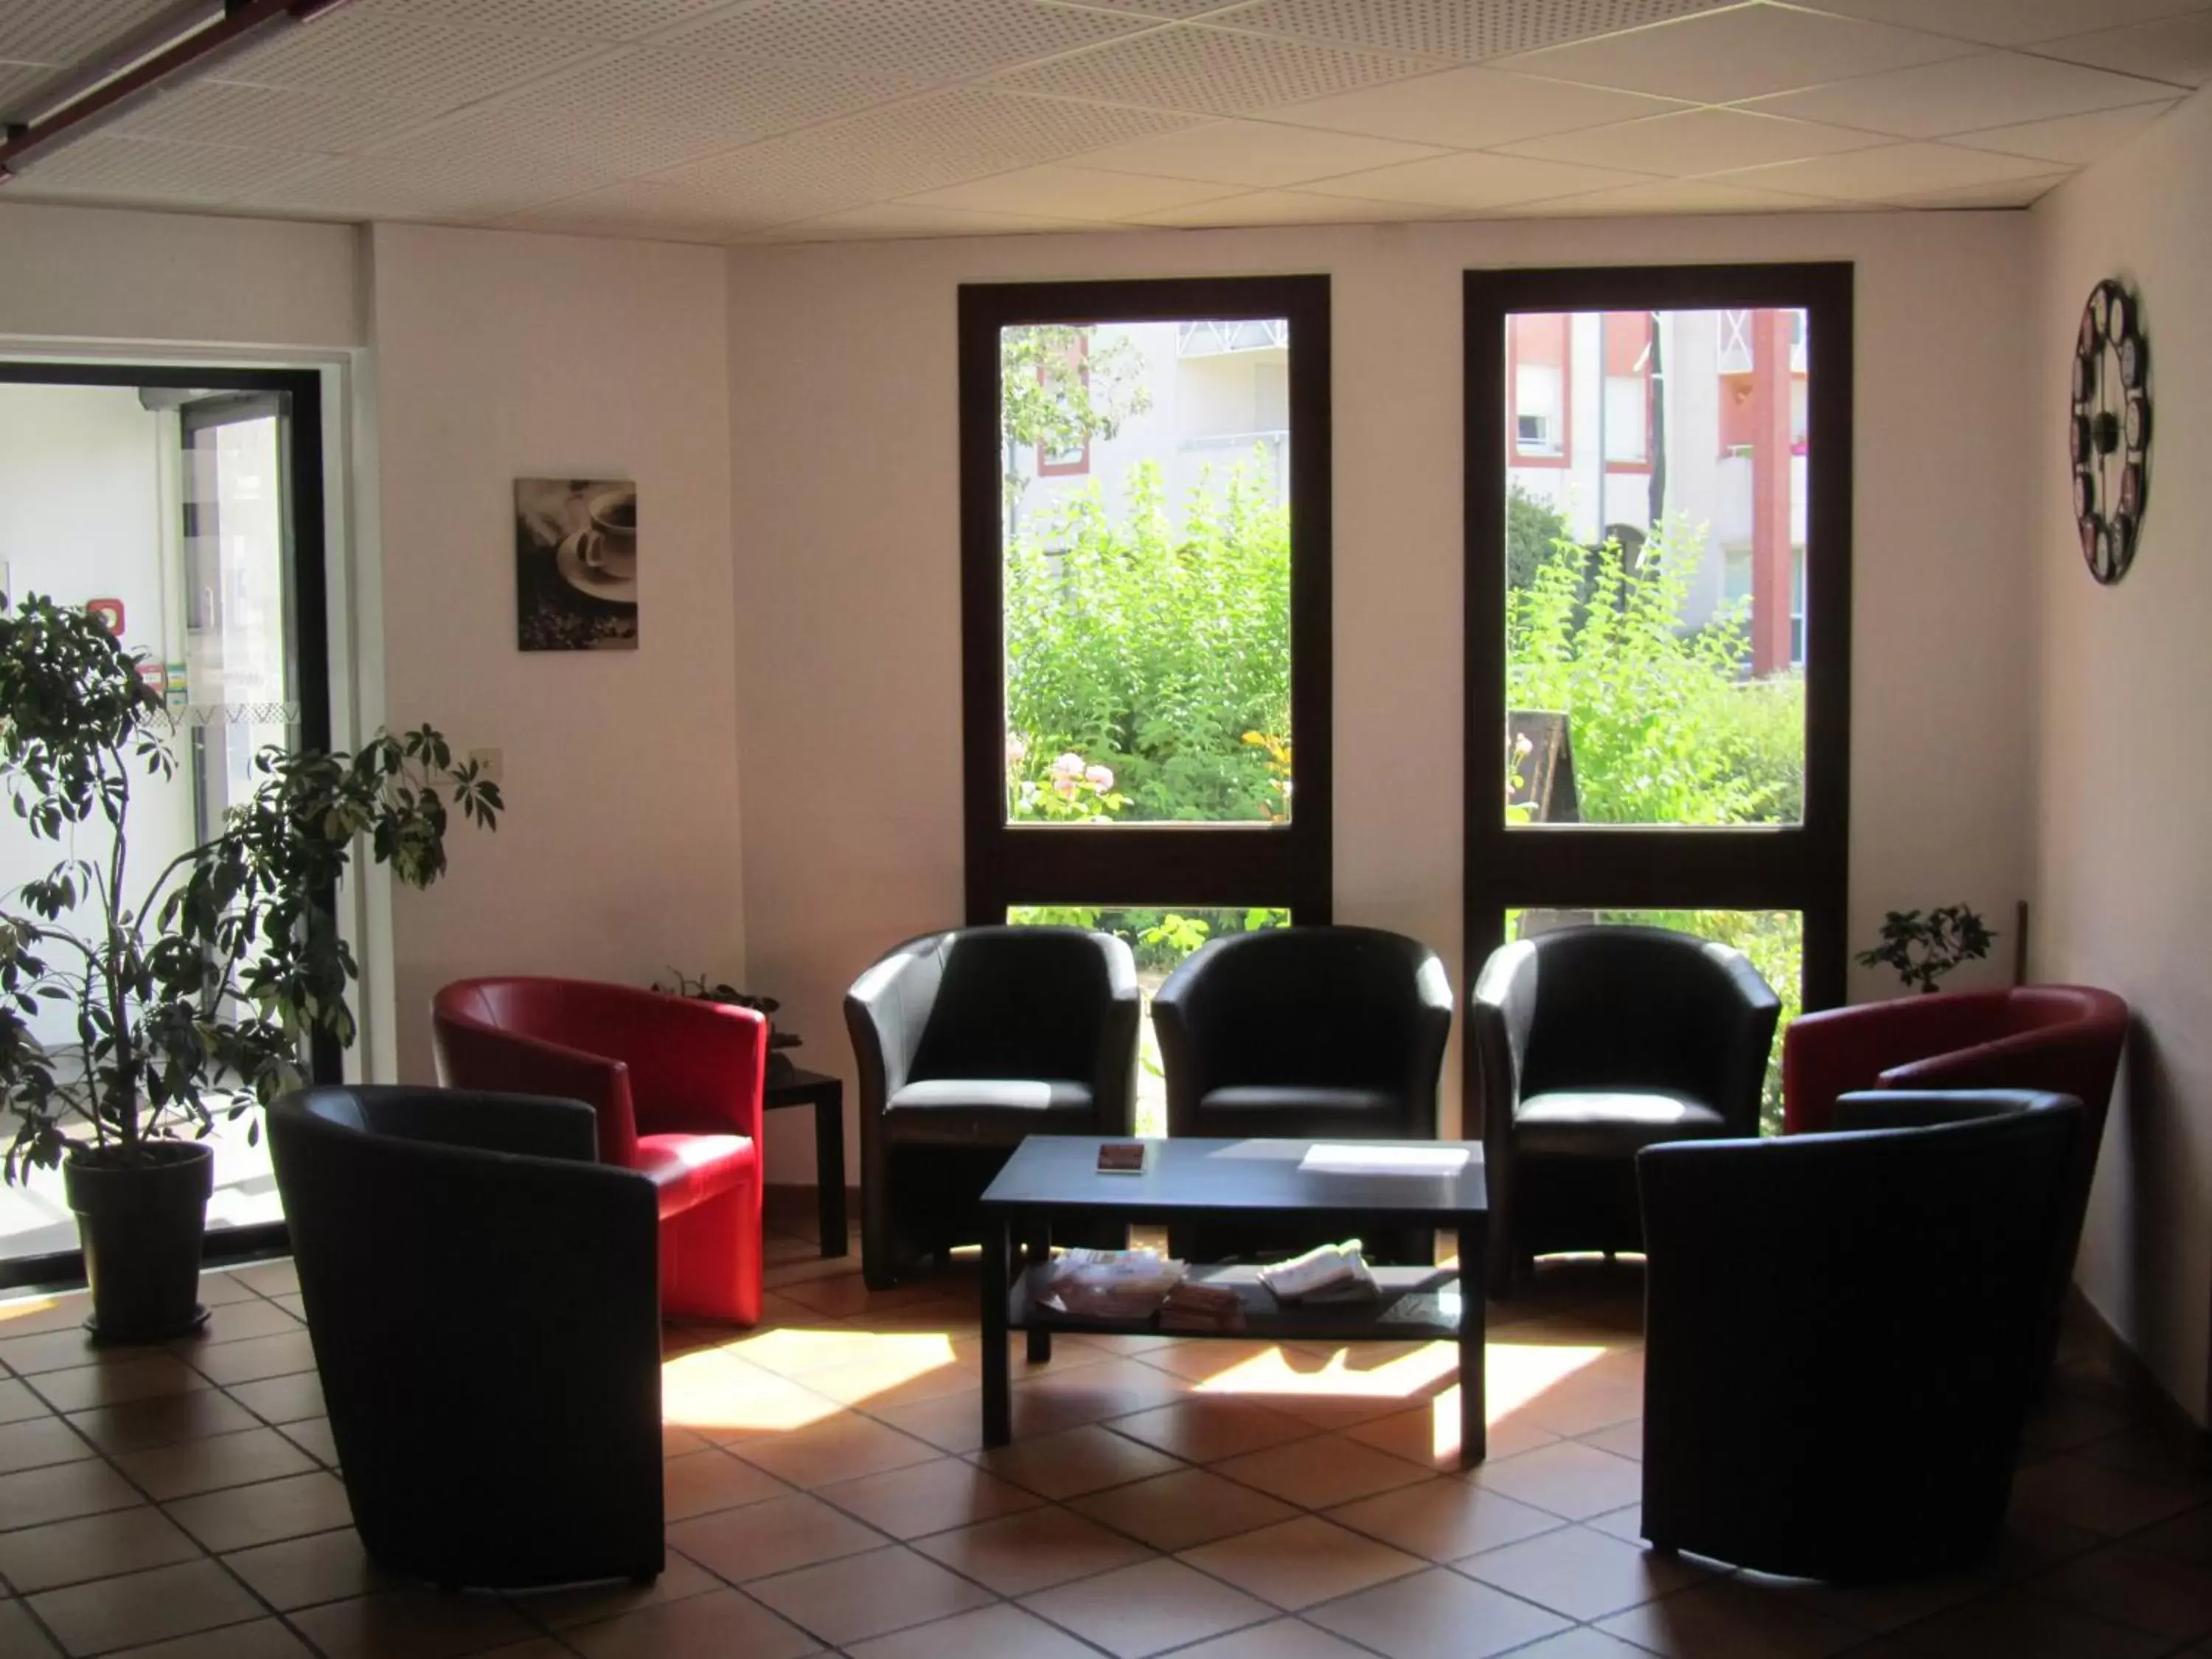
[2070, 278, 2151, 585]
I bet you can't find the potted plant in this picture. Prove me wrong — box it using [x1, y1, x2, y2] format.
[654, 970, 802, 1079]
[0, 594, 501, 1341]
[1855, 905, 1996, 995]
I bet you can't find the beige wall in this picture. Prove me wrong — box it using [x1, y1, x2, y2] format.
[2031, 88, 2212, 1422]
[727, 210, 2038, 1183]
[369, 223, 747, 1084]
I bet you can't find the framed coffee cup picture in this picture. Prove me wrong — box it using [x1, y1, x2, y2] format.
[514, 476, 638, 650]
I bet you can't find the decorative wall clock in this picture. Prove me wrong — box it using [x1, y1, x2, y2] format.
[2070, 278, 2151, 585]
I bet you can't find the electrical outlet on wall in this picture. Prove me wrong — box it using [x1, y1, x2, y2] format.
[467, 748, 504, 785]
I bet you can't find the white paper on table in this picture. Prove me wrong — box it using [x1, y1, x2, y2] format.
[1298, 1144, 1473, 1176]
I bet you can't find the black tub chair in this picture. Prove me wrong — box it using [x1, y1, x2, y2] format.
[1638, 1089, 2082, 1582]
[1471, 924, 1779, 1295]
[1152, 925, 1453, 1264]
[267, 1086, 663, 1590]
[847, 926, 1140, 1290]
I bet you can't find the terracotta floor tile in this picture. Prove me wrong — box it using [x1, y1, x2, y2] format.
[1346, 1398, 1558, 1468]
[276, 1418, 337, 1468]
[1180, 1514, 1425, 1610]
[2033, 1540, 2212, 1640]
[264, 1294, 307, 1322]
[1212, 1436, 1433, 1509]
[26, 1557, 262, 1655]
[0, 1458, 142, 1531]
[664, 1489, 886, 1582]
[115, 1426, 317, 1500]
[870, 1387, 1089, 1455]
[178, 1332, 316, 1389]
[1576, 1419, 1645, 1461]
[1594, 1575, 1861, 1658]
[1325, 1478, 1564, 1562]
[0, 1600, 58, 1658]
[220, 1526, 388, 1610]
[1458, 1522, 1708, 1620]
[286, 1587, 535, 1659]
[843, 1601, 1100, 1659]
[192, 1273, 268, 1309]
[0, 1329, 119, 1378]
[0, 1379, 49, 1426]
[27, 1358, 207, 1416]
[1020, 1556, 1275, 1659]
[163, 1470, 353, 1552]
[660, 1447, 793, 1520]
[2132, 1503, 2212, 1565]
[745, 1543, 995, 1646]
[223, 1263, 298, 1299]
[0, 1419, 94, 1478]
[1887, 1591, 2171, 1658]
[2011, 1452, 2208, 1536]
[1105, 1399, 1318, 1463]
[1138, 1340, 1301, 1385]
[968, 1422, 1186, 1500]
[1514, 1377, 1645, 1439]
[1478, 1631, 1655, 1659]
[0, 1297, 94, 1340]
[1069, 1467, 1301, 1553]
[773, 1277, 949, 1320]
[731, 1413, 939, 1488]
[105, 1615, 315, 1657]
[220, 1373, 324, 1427]
[2021, 1393, 2132, 1453]
[0, 1506, 201, 1593]
[662, 1352, 841, 1441]
[1303, 1564, 1574, 1659]
[1012, 1357, 1189, 1422]
[63, 1392, 260, 1456]
[1781, 1570, 1992, 1635]
[813, 1455, 1041, 1540]
[166, 1299, 302, 1349]
[562, 1585, 820, 1659]
[1166, 1619, 1380, 1658]
[913, 1503, 1150, 1595]
[1466, 1440, 1644, 1520]
[514, 1548, 720, 1630]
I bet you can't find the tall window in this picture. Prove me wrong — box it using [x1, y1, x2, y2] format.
[961, 278, 1332, 1130]
[1469, 265, 1853, 1129]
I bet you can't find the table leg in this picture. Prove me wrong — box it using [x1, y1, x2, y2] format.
[1024, 1224, 1052, 1365]
[981, 1213, 1012, 1448]
[1460, 1220, 1487, 1467]
[815, 1086, 847, 1259]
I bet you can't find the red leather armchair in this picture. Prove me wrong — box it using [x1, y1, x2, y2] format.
[433, 977, 767, 1326]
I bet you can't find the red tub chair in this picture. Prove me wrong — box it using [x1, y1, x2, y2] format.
[1783, 984, 2129, 1380]
[433, 977, 767, 1326]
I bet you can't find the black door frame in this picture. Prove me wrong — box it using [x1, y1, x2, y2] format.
[1462, 263, 1856, 1047]
[0, 361, 334, 1288]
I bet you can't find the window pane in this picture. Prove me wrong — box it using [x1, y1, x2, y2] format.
[1006, 905, 1290, 1136]
[1002, 319, 1293, 827]
[1504, 307, 1807, 827]
[1507, 908, 1801, 1134]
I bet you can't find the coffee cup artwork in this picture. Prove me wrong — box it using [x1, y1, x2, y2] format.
[514, 476, 639, 651]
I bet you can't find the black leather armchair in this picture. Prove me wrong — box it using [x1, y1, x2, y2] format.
[1152, 925, 1453, 1263]
[846, 926, 1140, 1288]
[267, 1086, 663, 1590]
[1638, 1090, 2082, 1582]
[1472, 925, 1778, 1295]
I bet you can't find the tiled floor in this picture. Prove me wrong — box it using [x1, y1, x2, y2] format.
[3, 1220, 2211, 1659]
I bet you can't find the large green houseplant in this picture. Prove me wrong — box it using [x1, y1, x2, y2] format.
[0, 594, 500, 1340]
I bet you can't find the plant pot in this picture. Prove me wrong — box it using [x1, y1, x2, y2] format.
[62, 1140, 215, 1344]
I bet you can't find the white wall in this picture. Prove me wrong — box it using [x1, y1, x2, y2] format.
[728, 209, 2038, 1182]
[2031, 88, 2212, 1422]
[369, 223, 746, 1084]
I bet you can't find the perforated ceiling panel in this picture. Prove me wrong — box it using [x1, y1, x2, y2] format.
[369, 102, 741, 178]
[0, 0, 190, 66]
[240, 148, 623, 219]
[215, 11, 598, 102]
[116, 80, 434, 153]
[658, 0, 1150, 79]
[995, 23, 1438, 114]
[514, 49, 923, 142]
[358, 0, 739, 43]
[1224, 0, 1741, 63]
[10, 133, 316, 201]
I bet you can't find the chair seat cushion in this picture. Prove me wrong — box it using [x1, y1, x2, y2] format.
[634, 1133, 757, 1220]
[1192, 1085, 1405, 1141]
[887, 1078, 1096, 1144]
[1514, 1090, 1731, 1158]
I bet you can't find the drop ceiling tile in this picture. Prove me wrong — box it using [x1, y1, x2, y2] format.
[1263, 65, 1686, 147]
[1126, 187, 1459, 226]
[1500, 107, 1888, 174]
[115, 81, 439, 153]
[1489, 173, 1849, 215]
[0, 0, 176, 66]
[361, 0, 739, 42]
[1948, 100, 2177, 164]
[2034, 14, 2212, 88]
[0, 57, 51, 114]
[238, 149, 623, 220]
[752, 201, 1102, 240]
[995, 24, 1439, 116]
[1747, 49, 2179, 136]
[905, 162, 1236, 218]
[1487, 1, 1973, 102]
[369, 103, 744, 176]
[1067, 118, 1445, 185]
[1882, 171, 2072, 208]
[1199, 0, 1737, 63]
[7, 134, 319, 204]
[215, 12, 600, 105]
[1801, 0, 2211, 49]
[1715, 139, 2058, 200]
[498, 179, 790, 241]
[1300, 149, 1658, 207]
[657, 0, 1150, 78]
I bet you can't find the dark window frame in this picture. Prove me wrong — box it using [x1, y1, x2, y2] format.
[1464, 263, 1854, 1019]
[959, 276, 1333, 925]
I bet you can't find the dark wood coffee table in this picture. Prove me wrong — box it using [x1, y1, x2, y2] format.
[977, 1135, 1489, 1464]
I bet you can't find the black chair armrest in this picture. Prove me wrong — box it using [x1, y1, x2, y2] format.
[291, 1085, 600, 1163]
[1470, 940, 1538, 1149]
[1089, 933, 1142, 1138]
[844, 936, 947, 1116]
[1832, 1088, 2067, 1133]
[1701, 947, 1783, 1137]
[1151, 945, 1217, 1131]
[1404, 948, 1454, 1134]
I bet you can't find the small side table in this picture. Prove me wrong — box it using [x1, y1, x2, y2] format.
[765, 1066, 846, 1257]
